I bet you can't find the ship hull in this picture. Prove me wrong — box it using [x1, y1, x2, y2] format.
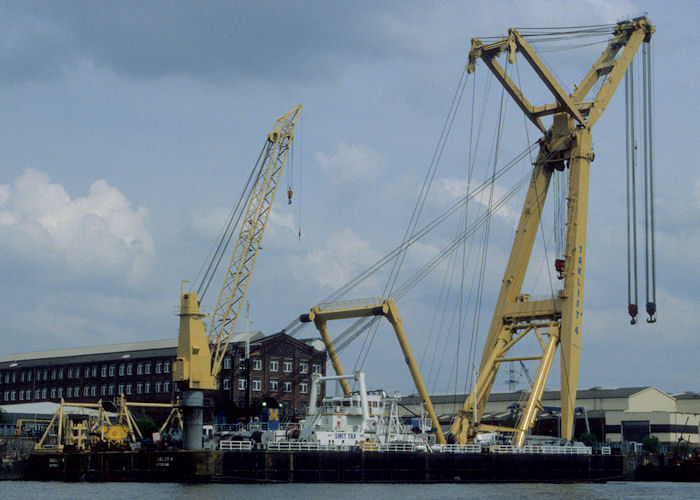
[25, 449, 624, 483]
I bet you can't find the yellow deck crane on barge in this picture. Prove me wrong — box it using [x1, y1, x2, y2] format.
[173, 105, 302, 450]
[450, 18, 655, 446]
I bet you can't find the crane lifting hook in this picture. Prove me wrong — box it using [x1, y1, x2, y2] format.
[628, 303, 638, 325]
[554, 259, 565, 280]
[646, 302, 656, 323]
[287, 188, 293, 205]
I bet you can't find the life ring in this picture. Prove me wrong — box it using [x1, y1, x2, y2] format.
[335, 420, 342, 431]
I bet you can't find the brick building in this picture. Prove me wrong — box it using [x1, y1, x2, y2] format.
[0, 331, 325, 420]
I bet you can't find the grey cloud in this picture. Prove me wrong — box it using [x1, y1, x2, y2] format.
[3, 1, 419, 83]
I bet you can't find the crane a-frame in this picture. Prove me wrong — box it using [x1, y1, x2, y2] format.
[173, 105, 302, 449]
[450, 18, 654, 446]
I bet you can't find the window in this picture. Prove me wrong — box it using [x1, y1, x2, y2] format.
[155, 382, 162, 393]
[252, 379, 261, 392]
[223, 379, 230, 390]
[42, 388, 47, 399]
[3, 373, 8, 383]
[101, 386, 107, 396]
[109, 365, 115, 377]
[74, 386, 79, 397]
[300, 361, 309, 374]
[127, 364, 133, 376]
[67, 368, 72, 379]
[312, 364, 321, 374]
[91, 386, 96, 397]
[119, 364, 125, 376]
[3, 391, 8, 401]
[85, 366, 90, 378]
[145, 382, 151, 394]
[118, 384, 124, 395]
[137, 383, 143, 394]
[283, 359, 293, 373]
[145, 363, 151, 375]
[164, 381, 170, 393]
[108, 385, 114, 396]
[224, 357, 231, 369]
[57, 388, 63, 398]
[51, 369, 57, 380]
[269, 379, 279, 392]
[163, 362, 170, 374]
[237, 379, 247, 390]
[59, 368, 64, 380]
[252, 359, 262, 371]
[91, 366, 97, 377]
[51, 388, 56, 399]
[299, 382, 308, 394]
[12, 372, 16, 382]
[137, 363, 143, 375]
[156, 361, 162, 374]
[101, 366, 107, 377]
[283, 381, 292, 393]
[11, 390, 16, 401]
[126, 384, 132, 395]
[19, 391, 24, 401]
[67, 387, 73, 398]
[35, 389, 40, 400]
[84, 386, 89, 397]
[21, 371, 26, 382]
[270, 359, 279, 372]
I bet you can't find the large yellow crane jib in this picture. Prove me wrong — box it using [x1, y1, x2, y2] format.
[173, 105, 302, 392]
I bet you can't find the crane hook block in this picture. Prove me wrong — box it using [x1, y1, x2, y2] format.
[554, 259, 565, 280]
[646, 302, 656, 324]
[287, 188, 293, 204]
[628, 303, 638, 325]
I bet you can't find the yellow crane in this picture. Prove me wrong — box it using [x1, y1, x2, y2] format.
[450, 18, 654, 446]
[300, 298, 446, 444]
[172, 105, 302, 449]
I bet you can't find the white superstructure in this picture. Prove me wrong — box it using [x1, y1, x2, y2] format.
[297, 372, 433, 448]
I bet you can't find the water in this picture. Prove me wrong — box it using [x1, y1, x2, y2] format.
[1, 481, 698, 499]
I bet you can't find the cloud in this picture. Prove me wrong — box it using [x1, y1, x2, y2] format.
[0, 169, 154, 284]
[294, 229, 382, 291]
[0, 3, 422, 84]
[316, 143, 384, 183]
[438, 177, 520, 223]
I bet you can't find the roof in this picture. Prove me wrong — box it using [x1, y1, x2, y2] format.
[673, 392, 700, 400]
[0, 401, 114, 416]
[0, 331, 265, 365]
[0, 339, 177, 363]
[400, 386, 658, 406]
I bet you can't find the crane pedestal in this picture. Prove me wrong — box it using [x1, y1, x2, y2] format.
[182, 390, 204, 450]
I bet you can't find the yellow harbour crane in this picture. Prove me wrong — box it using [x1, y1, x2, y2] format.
[450, 18, 655, 446]
[172, 105, 302, 449]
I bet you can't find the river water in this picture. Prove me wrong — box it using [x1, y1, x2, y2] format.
[2, 481, 699, 499]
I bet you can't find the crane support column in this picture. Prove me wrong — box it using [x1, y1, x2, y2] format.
[384, 300, 446, 444]
[314, 318, 352, 396]
[559, 128, 592, 440]
[515, 323, 559, 447]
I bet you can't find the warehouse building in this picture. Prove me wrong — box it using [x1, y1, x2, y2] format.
[0, 331, 326, 421]
[400, 386, 700, 446]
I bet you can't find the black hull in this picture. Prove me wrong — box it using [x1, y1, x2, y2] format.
[24, 449, 624, 483]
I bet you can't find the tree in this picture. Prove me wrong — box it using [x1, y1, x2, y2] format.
[642, 435, 660, 453]
[579, 432, 598, 447]
[135, 415, 158, 438]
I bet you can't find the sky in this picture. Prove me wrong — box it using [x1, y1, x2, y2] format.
[1, 1, 698, 399]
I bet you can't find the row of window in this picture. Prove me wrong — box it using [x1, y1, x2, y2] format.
[2, 380, 172, 402]
[222, 378, 309, 394]
[222, 356, 321, 375]
[1, 360, 170, 384]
